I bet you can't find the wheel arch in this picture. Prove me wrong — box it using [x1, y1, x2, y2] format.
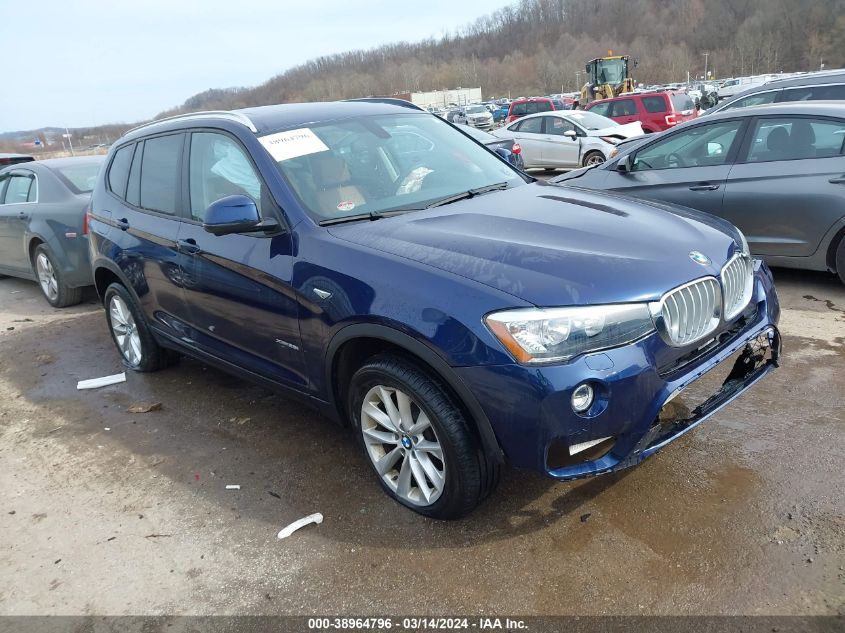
[92, 258, 142, 307]
[325, 323, 504, 464]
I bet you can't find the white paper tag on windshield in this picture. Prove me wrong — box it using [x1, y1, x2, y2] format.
[259, 128, 329, 162]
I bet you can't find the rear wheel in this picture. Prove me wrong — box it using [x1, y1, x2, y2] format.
[348, 355, 497, 519]
[583, 151, 606, 167]
[103, 283, 176, 372]
[836, 238, 845, 285]
[32, 244, 82, 308]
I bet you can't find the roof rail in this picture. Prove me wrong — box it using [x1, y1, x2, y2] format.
[126, 110, 258, 135]
[342, 97, 425, 111]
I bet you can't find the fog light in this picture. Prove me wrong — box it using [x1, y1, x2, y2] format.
[571, 383, 594, 413]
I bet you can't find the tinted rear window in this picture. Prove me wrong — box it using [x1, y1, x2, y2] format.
[671, 94, 695, 112]
[139, 134, 182, 215]
[107, 144, 134, 197]
[641, 95, 668, 113]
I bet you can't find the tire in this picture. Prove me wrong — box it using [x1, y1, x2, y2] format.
[32, 244, 82, 308]
[582, 151, 606, 167]
[836, 238, 845, 285]
[103, 282, 176, 372]
[348, 355, 498, 519]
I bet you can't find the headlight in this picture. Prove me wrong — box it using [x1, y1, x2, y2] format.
[485, 304, 655, 364]
[599, 136, 621, 145]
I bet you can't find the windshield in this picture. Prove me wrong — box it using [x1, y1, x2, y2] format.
[563, 111, 618, 130]
[465, 105, 487, 114]
[594, 59, 626, 85]
[264, 113, 524, 223]
[53, 162, 102, 194]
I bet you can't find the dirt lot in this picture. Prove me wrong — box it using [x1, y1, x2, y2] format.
[0, 268, 843, 617]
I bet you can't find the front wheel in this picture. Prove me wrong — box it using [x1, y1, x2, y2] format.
[103, 283, 176, 372]
[349, 355, 498, 519]
[582, 151, 606, 167]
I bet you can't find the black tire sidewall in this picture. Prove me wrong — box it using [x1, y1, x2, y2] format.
[836, 238, 845, 285]
[33, 244, 79, 308]
[348, 358, 482, 519]
[103, 282, 162, 372]
[583, 151, 605, 166]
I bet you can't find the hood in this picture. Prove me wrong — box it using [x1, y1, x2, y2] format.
[327, 183, 740, 307]
[586, 122, 643, 139]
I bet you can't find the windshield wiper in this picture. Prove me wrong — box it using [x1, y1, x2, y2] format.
[424, 181, 510, 209]
[318, 209, 412, 226]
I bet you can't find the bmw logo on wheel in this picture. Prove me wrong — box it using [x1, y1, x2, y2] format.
[689, 250, 711, 266]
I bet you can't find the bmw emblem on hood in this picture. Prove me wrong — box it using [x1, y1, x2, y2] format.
[689, 251, 711, 266]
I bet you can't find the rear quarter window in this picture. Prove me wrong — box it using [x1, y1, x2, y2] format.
[641, 96, 668, 113]
[107, 144, 134, 198]
[670, 94, 695, 112]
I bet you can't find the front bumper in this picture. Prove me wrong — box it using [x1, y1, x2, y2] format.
[455, 259, 780, 479]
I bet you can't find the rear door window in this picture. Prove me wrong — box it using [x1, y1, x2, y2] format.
[139, 134, 183, 215]
[610, 99, 637, 116]
[515, 117, 543, 134]
[745, 117, 845, 162]
[641, 96, 668, 113]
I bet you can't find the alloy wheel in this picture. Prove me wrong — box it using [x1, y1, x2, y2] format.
[109, 295, 142, 366]
[360, 385, 446, 506]
[36, 253, 59, 302]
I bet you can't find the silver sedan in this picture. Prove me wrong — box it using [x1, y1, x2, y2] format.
[492, 110, 643, 169]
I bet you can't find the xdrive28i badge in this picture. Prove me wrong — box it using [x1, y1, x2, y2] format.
[689, 251, 711, 266]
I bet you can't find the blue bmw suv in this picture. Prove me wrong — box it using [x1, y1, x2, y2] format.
[88, 100, 780, 518]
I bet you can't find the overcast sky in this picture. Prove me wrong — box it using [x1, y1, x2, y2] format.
[0, 0, 512, 132]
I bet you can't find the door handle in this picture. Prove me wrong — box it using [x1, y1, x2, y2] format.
[17, 211, 29, 220]
[115, 218, 130, 231]
[829, 176, 845, 184]
[689, 183, 720, 191]
[177, 238, 202, 255]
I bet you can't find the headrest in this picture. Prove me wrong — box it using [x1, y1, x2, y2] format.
[311, 153, 350, 188]
[766, 126, 790, 152]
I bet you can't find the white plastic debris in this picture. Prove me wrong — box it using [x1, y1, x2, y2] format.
[77, 373, 126, 390]
[277, 513, 323, 539]
[225, 484, 241, 490]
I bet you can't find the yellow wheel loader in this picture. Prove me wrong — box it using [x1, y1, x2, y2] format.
[580, 55, 636, 106]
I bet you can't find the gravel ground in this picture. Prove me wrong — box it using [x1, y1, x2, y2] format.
[0, 267, 843, 616]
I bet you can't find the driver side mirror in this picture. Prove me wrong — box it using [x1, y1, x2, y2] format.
[563, 130, 577, 139]
[616, 155, 632, 173]
[202, 195, 278, 236]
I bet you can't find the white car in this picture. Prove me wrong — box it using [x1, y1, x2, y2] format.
[491, 110, 644, 169]
[454, 104, 494, 129]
